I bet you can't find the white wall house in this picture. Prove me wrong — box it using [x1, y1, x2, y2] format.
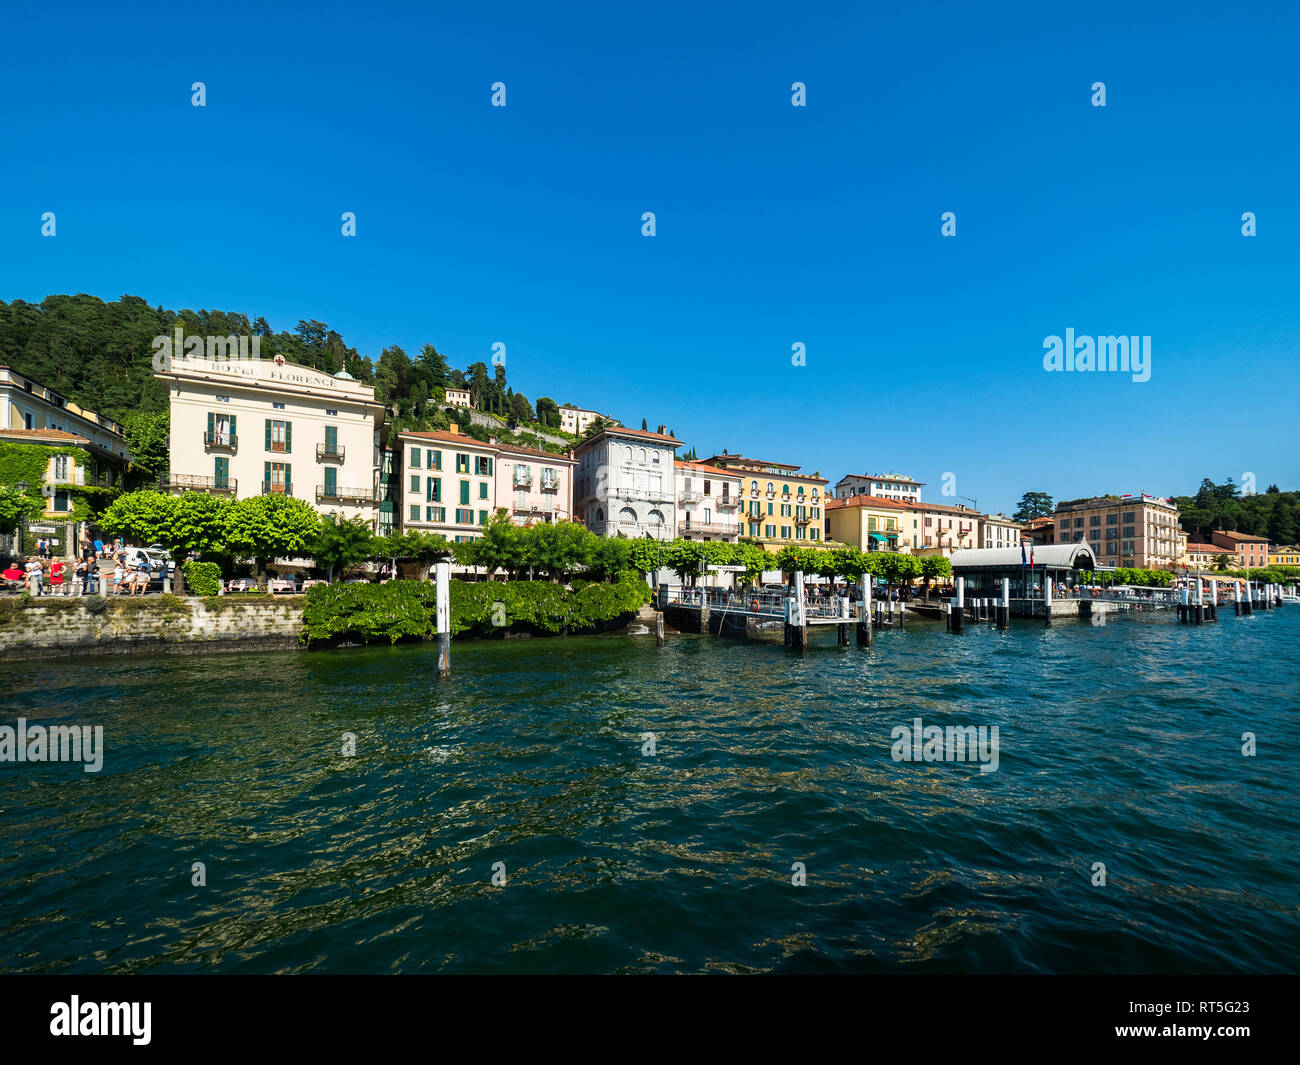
[444, 388, 472, 408]
[980, 513, 1023, 549]
[574, 427, 680, 539]
[156, 355, 384, 525]
[674, 460, 742, 542]
[835, 472, 924, 502]
[559, 405, 614, 436]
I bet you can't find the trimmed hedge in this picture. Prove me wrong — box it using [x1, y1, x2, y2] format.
[300, 576, 650, 646]
[183, 560, 223, 597]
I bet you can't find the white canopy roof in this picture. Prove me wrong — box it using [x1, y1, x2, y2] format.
[950, 542, 1097, 569]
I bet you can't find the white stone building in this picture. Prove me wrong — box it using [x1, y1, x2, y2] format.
[444, 388, 472, 408]
[834, 472, 924, 503]
[574, 426, 680, 539]
[559, 405, 615, 436]
[675, 460, 742, 542]
[979, 513, 1023, 550]
[156, 355, 384, 525]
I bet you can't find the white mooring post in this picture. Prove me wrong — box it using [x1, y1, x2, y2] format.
[436, 560, 451, 677]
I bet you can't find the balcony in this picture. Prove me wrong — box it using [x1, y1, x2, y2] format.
[317, 442, 345, 463]
[795, 514, 811, 525]
[170, 474, 237, 494]
[513, 475, 533, 489]
[682, 520, 739, 537]
[204, 432, 237, 451]
[261, 481, 292, 495]
[716, 496, 737, 509]
[678, 490, 704, 504]
[540, 477, 559, 492]
[317, 484, 379, 505]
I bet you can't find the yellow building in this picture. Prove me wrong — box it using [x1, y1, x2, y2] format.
[1272, 545, 1300, 566]
[824, 495, 912, 551]
[704, 454, 826, 552]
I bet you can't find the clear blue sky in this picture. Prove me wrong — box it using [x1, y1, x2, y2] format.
[3, 0, 1297, 514]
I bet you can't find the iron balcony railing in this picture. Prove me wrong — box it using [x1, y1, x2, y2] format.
[261, 481, 292, 495]
[317, 443, 345, 462]
[681, 520, 739, 536]
[170, 474, 237, 494]
[540, 476, 559, 492]
[317, 485, 379, 504]
[204, 432, 237, 450]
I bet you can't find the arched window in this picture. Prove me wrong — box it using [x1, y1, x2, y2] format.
[751, 480, 759, 495]
[648, 508, 665, 526]
[639, 448, 647, 463]
[797, 486, 805, 498]
[625, 446, 634, 463]
[595, 507, 605, 523]
[767, 482, 775, 496]
[619, 506, 637, 523]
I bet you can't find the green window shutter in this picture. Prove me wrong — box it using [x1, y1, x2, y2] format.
[264, 461, 270, 487]
[479, 482, 488, 499]
[285, 422, 292, 454]
[265, 420, 272, 450]
[325, 467, 336, 492]
[487, 457, 493, 475]
[434, 477, 441, 502]
[207, 412, 214, 438]
[325, 425, 336, 450]
[460, 480, 469, 505]
[433, 450, 441, 470]
[479, 509, 488, 525]
[229, 414, 236, 435]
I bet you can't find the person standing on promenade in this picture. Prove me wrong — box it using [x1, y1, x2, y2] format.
[25, 558, 42, 596]
[71, 557, 87, 596]
[49, 558, 64, 595]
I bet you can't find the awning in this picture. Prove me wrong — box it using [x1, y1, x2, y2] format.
[868, 533, 893, 544]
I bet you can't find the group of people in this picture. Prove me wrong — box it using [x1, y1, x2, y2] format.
[2, 536, 156, 597]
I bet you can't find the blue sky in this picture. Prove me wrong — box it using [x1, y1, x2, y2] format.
[2, 0, 1297, 514]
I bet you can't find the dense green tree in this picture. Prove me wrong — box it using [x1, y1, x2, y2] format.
[223, 494, 321, 585]
[1013, 491, 1055, 522]
[311, 516, 377, 582]
[0, 485, 43, 536]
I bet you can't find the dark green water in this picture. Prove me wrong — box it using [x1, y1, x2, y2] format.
[1, 609, 1297, 973]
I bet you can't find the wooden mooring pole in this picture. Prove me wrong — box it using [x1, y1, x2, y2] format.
[857, 574, 873, 646]
[436, 560, 451, 677]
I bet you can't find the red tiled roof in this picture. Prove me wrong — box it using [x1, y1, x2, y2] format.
[674, 460, 741, 477]
[400, 430, 493, 446]
[493, 440, 574, 462]
[0, 428, 91, 444]
[825, 495, 913, 511]
[600, 426, 682, 445]
[1214, 530, 1270, 543]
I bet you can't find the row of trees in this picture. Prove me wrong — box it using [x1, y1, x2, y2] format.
[1078, 568, 1175, 587]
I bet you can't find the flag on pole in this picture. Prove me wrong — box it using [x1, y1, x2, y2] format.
[1030, 544, 1035, 567]
[1021, 542, 1028, 566]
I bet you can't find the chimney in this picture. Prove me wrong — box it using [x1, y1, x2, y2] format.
[449, 423, 459, 435]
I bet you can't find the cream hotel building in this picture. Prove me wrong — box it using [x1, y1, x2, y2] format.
[156, 353, 384, 523]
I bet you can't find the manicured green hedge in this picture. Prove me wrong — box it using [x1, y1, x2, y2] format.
[183, 560, 223, 597]
[300, 576, 650, 646]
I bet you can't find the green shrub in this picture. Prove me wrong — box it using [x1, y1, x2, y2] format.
[183, 560, 224, 597]
[301, 575, 650, 646]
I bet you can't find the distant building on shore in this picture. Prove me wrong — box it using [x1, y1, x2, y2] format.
[1272, 545, 1300, 567]
[156, 355, 384, 526]
[704, 453, 826, 551]
[904, 501, 982, 556]
[0, 365, 132, 558]
[574, 425, 681, 539]
[833, 472, 924, 503]
[559, 405, 617, 436]
[675, 460, 742, 542]
[979, 513, 1024, 550]
[1052, 494, 1181, 570]
[1210, 529, 1271, 571]
[824, 495, 911, 551]
[1185, 542, 1228, 569]
[396, 424, 576, 543]
[444, 388, 472, 409]
[1022, 516, 1055, 545]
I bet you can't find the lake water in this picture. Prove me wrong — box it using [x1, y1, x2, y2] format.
[1, 608, 1296, 973]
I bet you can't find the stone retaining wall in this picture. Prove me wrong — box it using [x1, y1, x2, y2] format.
[0, 595, 306, 659]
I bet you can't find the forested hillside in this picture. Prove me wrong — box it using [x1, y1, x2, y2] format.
[0, 293, 564, 437]
[1173, 479, 1299, 544]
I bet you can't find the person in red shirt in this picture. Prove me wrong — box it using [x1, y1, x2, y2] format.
[49, 559, 65, 594]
